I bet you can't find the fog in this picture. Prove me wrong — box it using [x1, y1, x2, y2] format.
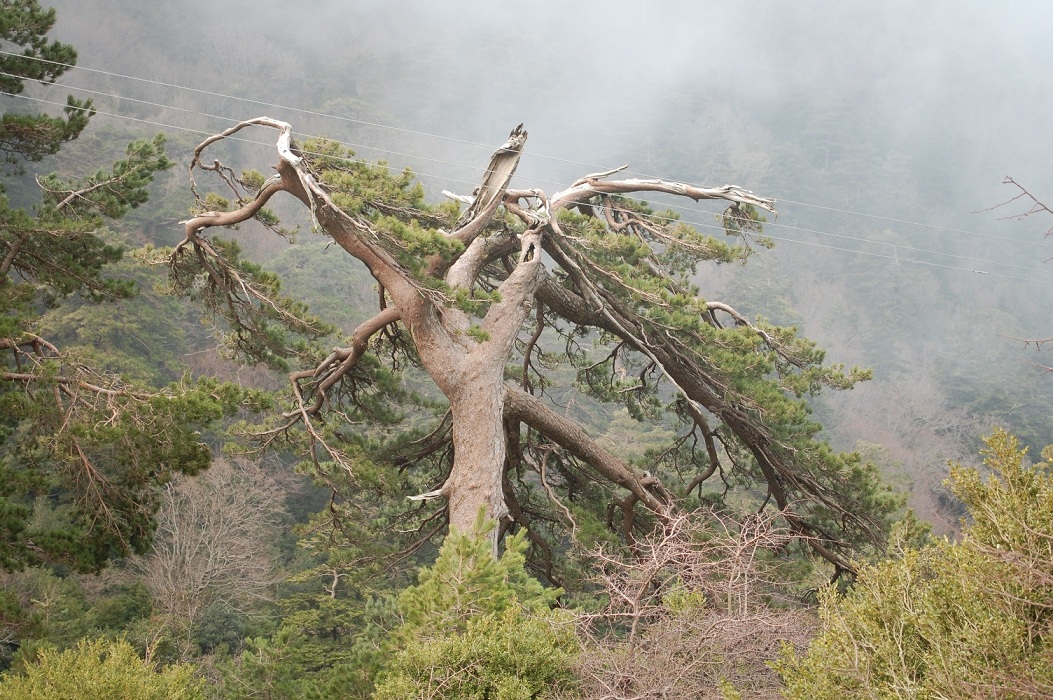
[47, 2, 1053, 190]
[26, 0, 1053, 518]
[39, 2, 1048, 269]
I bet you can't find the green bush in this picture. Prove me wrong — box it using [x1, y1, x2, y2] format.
[375, 608, 577, 700]
[374, 514, 578, 699]
[0, 637, 204, 700]
[777, 429, 1053, 699]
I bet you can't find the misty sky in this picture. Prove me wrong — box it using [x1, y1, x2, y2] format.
[32, 0, 1053, 334]
[13, 0, 1053, 493]
[43, 1, 1052, 195]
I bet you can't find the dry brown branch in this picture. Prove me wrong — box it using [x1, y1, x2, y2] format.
[977, 176, 1053, 237]
[286, 305, 402, 418]
[566, 510, 812, 700]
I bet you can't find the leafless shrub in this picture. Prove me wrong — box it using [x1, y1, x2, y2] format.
[564, 510, 814, 700]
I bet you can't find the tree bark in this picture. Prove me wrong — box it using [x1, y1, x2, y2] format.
[444, 376, 510, 532]
[439, 227, 546, 534]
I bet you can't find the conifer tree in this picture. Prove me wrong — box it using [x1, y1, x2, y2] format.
[170, 117, 897, 579]
[778, 429, 1053, 698]
[0, 1, 252, 572]
[0, 0, 90, 166]
[374, 515, 576, 699]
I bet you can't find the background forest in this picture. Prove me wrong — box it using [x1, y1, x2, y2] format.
[2, 1, 1053, 698]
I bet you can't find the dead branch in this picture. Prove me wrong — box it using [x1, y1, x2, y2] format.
[977, 176, 1053, 237]
[566, 510, 811, 700]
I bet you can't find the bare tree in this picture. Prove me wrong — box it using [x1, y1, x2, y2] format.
[167, 119, 888, 570]
[138, 457, 286, 659]
[985, 176, 1053, 238]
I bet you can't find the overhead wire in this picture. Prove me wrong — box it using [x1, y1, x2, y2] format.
[0, 71, 487, 176]
[5, 58, 1053, 285]
[6, 47, 1049, 251]
[558, 197, 1053, 285]
[6, 51, 1048, 230]
[34, 52, 1050, 252]
[8, 90, 1053, 286]
[777, 198, 1053, 250]
[0, 48, 501, 155]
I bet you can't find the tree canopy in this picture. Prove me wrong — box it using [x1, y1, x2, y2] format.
[0, 0, 91, 166]
[169, 117, 896, 579]
[0, 638, 205, 700]
[779, 429, 1053, 699]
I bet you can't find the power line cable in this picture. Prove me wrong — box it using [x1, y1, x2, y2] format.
[15, 74, 1053, 275]
[0, 48, 497, 152]
[759, 234, 1053, 285]
[3, 91, 221, 140]
[746, 220, 1053, 276]
[0, 71, 487, 174]
[778, 198, 1053, 249]
[7, 48, 1050, 255]
[562, 198, 1053, 285]
[7, 91, 1053, 286]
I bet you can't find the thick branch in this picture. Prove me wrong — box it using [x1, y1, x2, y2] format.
[552, 177, 776, 217]
[535, 270, 872, 570]
[479, 228, 545, 344]
[176, 164, 289, 254]
[451, 124, 527, 237]
[504, 384, 669, 515]
[683, 403, 722, 494]
[430, 126, 528, 280]
[288, 306, 402, 416]
[444, 232, 519, 291]
[0, 231, 29, 276]
[174, 118, 455, 381]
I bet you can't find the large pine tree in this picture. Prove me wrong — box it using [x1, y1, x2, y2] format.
[169, 117, 898, 581]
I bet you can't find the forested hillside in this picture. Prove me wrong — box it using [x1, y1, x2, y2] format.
[2, 1, 1053, 698]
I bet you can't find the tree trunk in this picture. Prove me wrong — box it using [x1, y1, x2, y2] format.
[445, 376, 509, 534]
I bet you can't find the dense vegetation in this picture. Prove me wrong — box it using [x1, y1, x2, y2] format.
[2, 1, 1052, 698]
[779, 430, 1053, 698]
